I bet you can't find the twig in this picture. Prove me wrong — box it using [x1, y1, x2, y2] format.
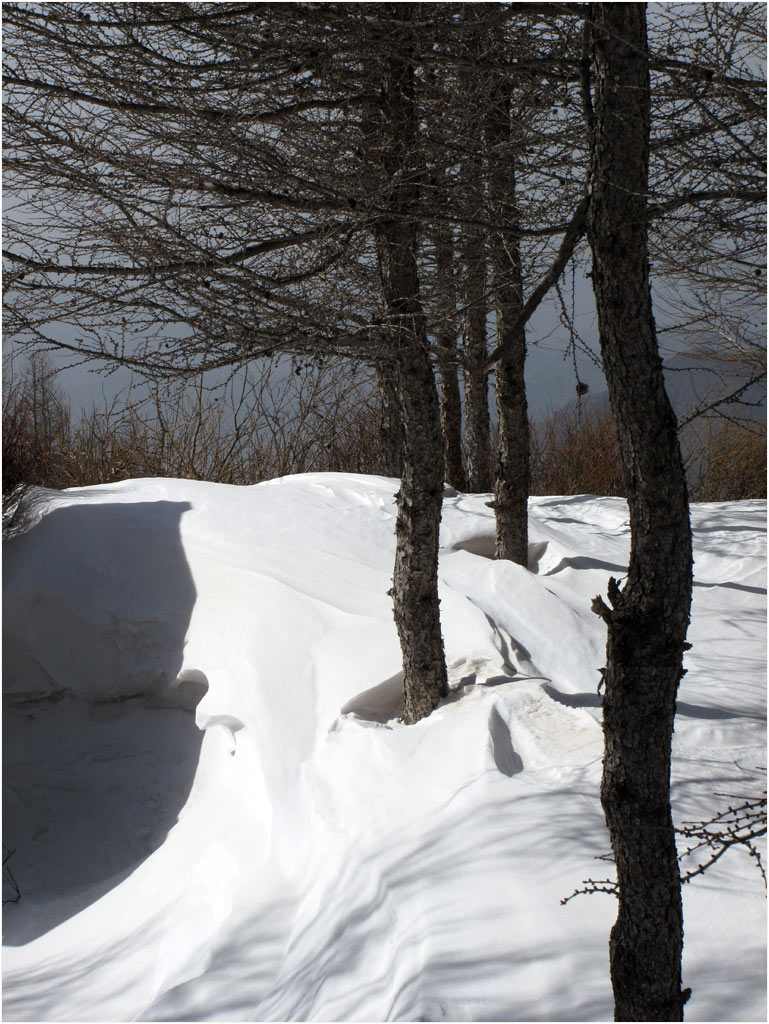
[3, 846, 21, 905]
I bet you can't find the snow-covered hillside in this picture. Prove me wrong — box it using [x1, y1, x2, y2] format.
[3, 474, 765, 1022]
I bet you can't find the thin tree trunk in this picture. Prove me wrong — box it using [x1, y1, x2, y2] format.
[486, 73, 529, 566]
[372, 21, 448, 724]
[585, 5, 693, 1020]
[459, 218, 491, 492]
[458, 57, 492, 493]
[434, 218, 466, 491]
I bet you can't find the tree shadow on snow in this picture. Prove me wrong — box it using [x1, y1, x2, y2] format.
[3, 497, 202, 944]
[249, 783, 614, 1023]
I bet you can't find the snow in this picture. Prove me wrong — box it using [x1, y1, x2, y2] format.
[3, 473, 765, 1022]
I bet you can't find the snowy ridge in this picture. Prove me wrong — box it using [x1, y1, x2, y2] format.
[3, 474, 765, 1021]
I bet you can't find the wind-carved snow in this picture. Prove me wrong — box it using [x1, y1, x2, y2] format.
[2, 475, 765, 1022]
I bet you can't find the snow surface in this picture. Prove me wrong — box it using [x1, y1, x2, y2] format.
[2, 473, 766, 1022]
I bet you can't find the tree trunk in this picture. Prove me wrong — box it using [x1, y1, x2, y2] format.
[375, 358, 404, 478]
[585, 5, 693, 1020]
[434, 218, 466, 491]
[458, 110, 492, 493]
[372, 21, 448, 724]
[459, 225, 491, 492]
[486, 72, 529, 566]
[389, 315, 449, 724]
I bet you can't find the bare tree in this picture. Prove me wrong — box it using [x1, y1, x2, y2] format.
[648, 2, 766, 435]
[3, 1, 450, 722]
[430, 212, 467, 491]
[362, 6, 449, 722]
[485, 24, 531, 566]
[456, 53, 493, 494]
[584, 6, 693, 1019]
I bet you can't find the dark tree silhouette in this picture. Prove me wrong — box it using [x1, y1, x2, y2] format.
[584, 5, 693, 1020]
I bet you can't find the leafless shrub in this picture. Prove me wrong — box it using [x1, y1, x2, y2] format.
[529, 401, 766, 502]
[685, 418, 767, 502]
[2, 357, 388, 492]
[2, 355, 73, 494]
[530, 401, 625, 497]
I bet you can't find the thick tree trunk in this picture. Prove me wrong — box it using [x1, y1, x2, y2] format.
[373, 26, 448, 724]
[388, 310, 449, 724]
[486, 74, 529, 566]
[375, 359, 404, 478]
[434, 219, 467, 491]
[585, 5, 693, 1020]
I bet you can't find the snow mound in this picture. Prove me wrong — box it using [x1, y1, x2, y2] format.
[3, 475, 765, 1021]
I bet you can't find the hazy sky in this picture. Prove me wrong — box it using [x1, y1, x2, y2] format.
[12, 260, 606, 422]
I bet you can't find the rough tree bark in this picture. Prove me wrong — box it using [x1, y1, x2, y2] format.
[374, 358, 404, 478]
[585, 5, 693, 1020]
[372, 20, 448, 724]
[434, 217, 467, 492]
[486, 69, 530, 566]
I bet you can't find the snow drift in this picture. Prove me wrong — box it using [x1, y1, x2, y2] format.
[3, 474, 766, 1021]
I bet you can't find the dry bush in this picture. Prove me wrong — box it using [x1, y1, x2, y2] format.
[529, 400, 765, 502]
[686, 419, 767, 502]
[5, 357, 763, 505]
[2, 356, 389, 493]
[530, 401, 625, 497]
[2, 356, 74, 493]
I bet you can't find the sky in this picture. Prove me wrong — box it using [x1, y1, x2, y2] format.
[5, 260, 607, 423]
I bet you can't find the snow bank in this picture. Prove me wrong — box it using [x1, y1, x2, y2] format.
[3, 475, 765, 1021]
